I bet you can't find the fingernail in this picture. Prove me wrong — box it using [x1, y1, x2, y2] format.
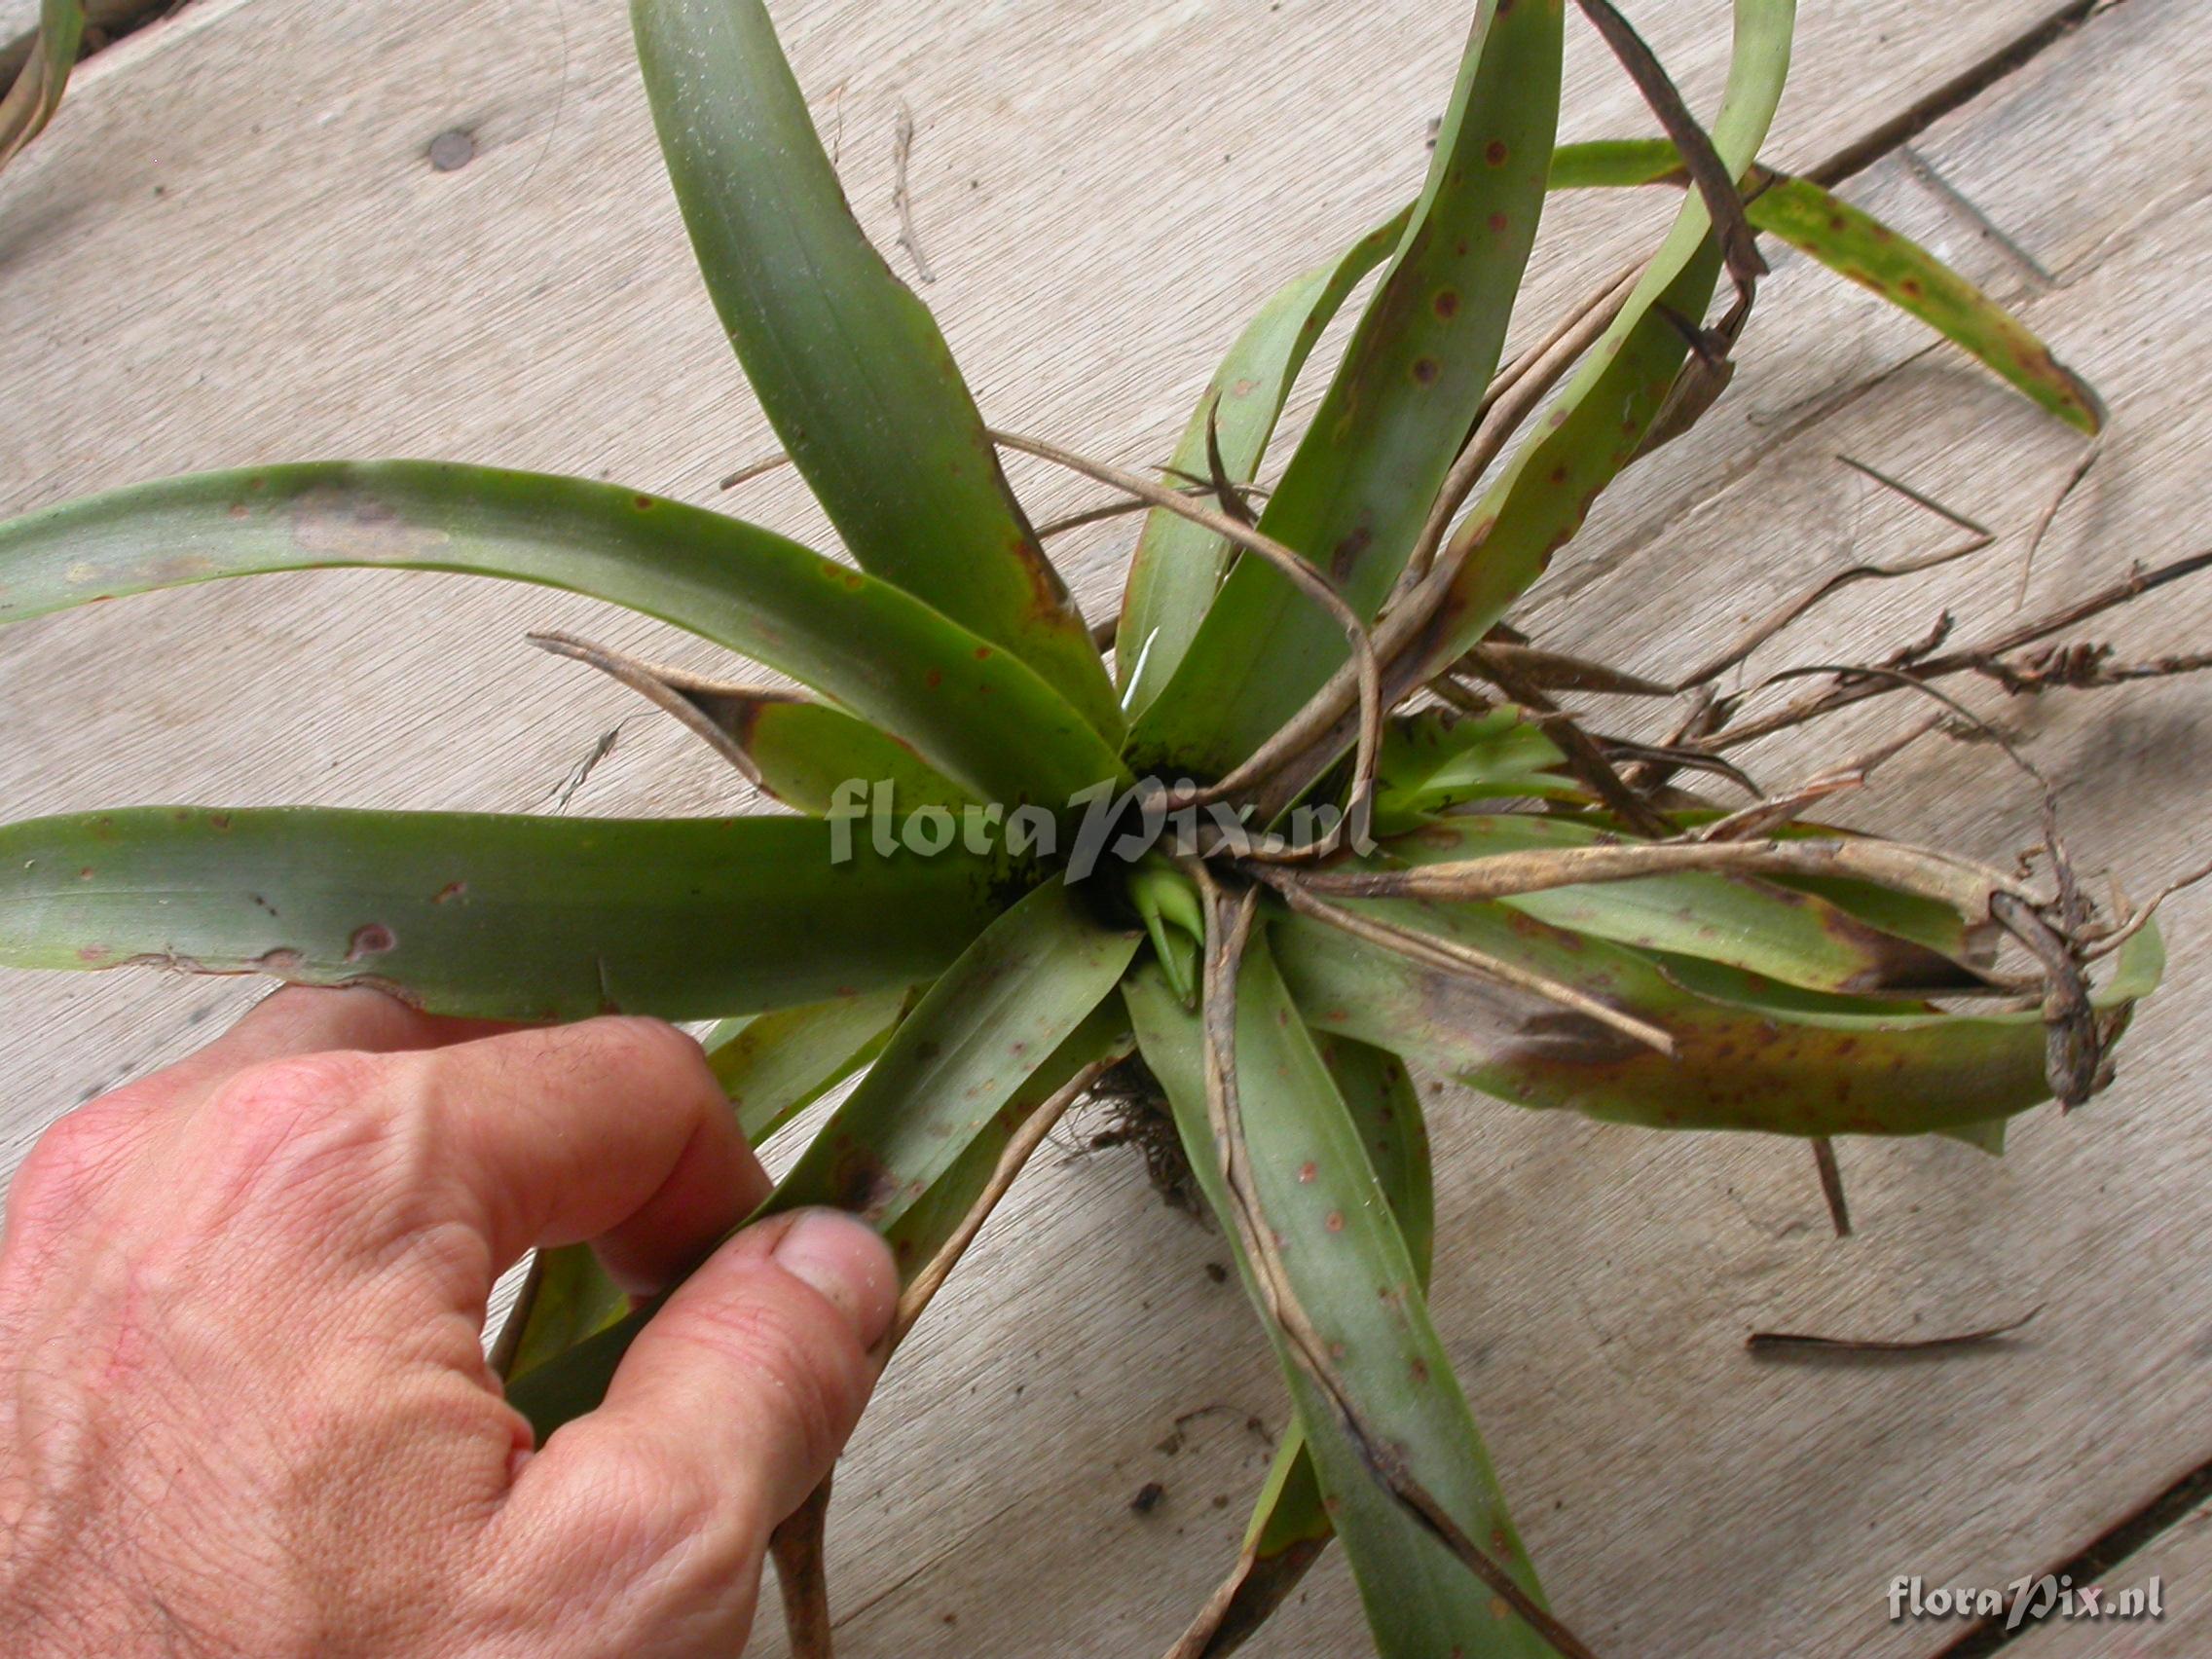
[773, 1208, 898, 1348]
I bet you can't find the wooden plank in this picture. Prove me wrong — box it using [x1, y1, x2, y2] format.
[0, 1, 2199, 1656]
[2004, 1500, 2210, 1656]
[1485, 2, 2212, 1656]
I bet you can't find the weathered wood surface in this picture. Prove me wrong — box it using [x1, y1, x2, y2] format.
[2, 1, 2206, 1654]
[2009, 1500, 2212, 1657]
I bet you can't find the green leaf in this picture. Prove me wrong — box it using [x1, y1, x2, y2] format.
[498, 1244, 631, 1384]
[1273, 899, 2162, 1136]
[1372, 706, 1577, 833]
[1547, 135, 1679, 191]
[632, 0, 1121, 740]
[1128, 0, 1565, 781]
[0, 1, 87, 171]
[875, 992, 1130, 1278]
[1116, 208, 1411, 722]
[1128, 944, 1554, 1659]
[772, 877, 1137, 1235]
[1177, 1034, 1434, 1658]
[0, 461, 1126, 808]
[1382, 814, 1988, 995]
[1749, 168, 2103, 431]
[508, 879, 1135, 1437]
[1549, 139, 2102, 432]
[708, 698, 975, 819]
[703, 982, 917, 1142]
[0, 807, 1019, 1021]
[1406, 0, 1796, 688]
[533, 635, 977, 819]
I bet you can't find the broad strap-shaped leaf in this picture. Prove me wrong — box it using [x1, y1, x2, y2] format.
[0, 461, 1126, 807]
[1401, 0, 1796, 690]
[1172, 1034, 1434, 1659]
[771, 878, 1137, 1231]
[1372, 706, 1577, 832]
[1116, 208, 1411, 721]
[1273, 898, 2162, 1136]
[508, 879, 1135, 1436]
[1382, 815, 1988, 995]
[873, 993, 1130, 1280]
[632, 0, 1121, 740]
[703, 982, 918, 1142]
[0, 0, 86, 171]
[1548, 138, 2102, 432]
[1128, 946, 1556, 1659]
[1128, 0, 1565, 780]
[0, 807, 1019, 1021]
[1646, 811, 2000, 968]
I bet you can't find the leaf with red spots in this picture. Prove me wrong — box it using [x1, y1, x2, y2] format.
[0, 807, 1018, 1021]
[1746, 168, 2103, 431]
[633, 0, 1123, 739]
[1549, 140, 2105, 432]
[1167, 1034, 1438, 1658]
[1128, 945, 1556, 1659]
[1127, 0, 1566, 782]
[1382, 0, 1798, 702]
[1118, 207, 1411, 722]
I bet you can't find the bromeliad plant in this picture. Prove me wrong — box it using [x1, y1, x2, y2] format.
[1, 1, 2199, 1653]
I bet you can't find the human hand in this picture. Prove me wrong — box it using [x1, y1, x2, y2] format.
[0, 986, 895, 1657]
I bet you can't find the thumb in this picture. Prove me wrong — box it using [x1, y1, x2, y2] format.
[498, 1209, 896, 1625]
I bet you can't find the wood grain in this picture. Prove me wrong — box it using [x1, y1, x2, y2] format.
[1, 1, 2204, 1654]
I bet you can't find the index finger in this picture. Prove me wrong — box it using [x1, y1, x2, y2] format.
[182, 1014, 765, 1303]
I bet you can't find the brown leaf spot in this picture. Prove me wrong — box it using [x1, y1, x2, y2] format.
[633, 494, 654, 511]
[1324, 1210, 1346, 1233]
[1485, 139, 1509, 166]
[974, 645, 994, 660]
[431, 881, 466, 905]
[1488, 211, 1510, 234]
[1433, 290, 1459, 318]
[926, 668, 943, 689]
[1297, 1161, 1318, 1183]
[1331, 527, 1372, 579]
[1412, 357, 1441, 386]
[347, 924, 396, 961]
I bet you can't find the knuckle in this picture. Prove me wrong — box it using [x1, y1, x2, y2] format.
[7, 1107, 130, 1220]
[192, 1051, 409, 1213]
[591, 1015, 712, 1088]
